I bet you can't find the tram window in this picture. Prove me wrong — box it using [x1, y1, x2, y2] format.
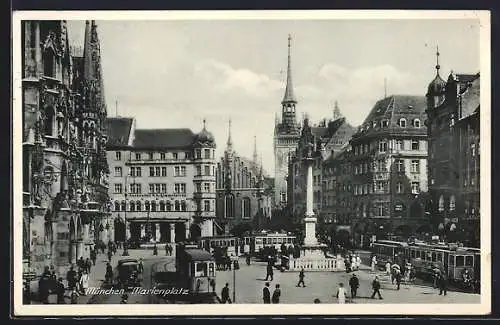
[431, 252, 437, 262]
[211, 241, 215, 248]
[449, 255, 455, 266]
[263, 238, 267, 244]
[256, 238, 262, 245]
[209, 263, 215, 276]
[273, 238, 278, 244]
[231, 240, 234, 246]
[456, 256, 465, 267]
[465, 256, 473, 266]
[278, 238, 282, 244]
[410, 250, 415, 258]
[190, 264, 196, 276]
[426, 252, 432, 261]
[196, 263, 208, 277]
[437, 253, 442, 262]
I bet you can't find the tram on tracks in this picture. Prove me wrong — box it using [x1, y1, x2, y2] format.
[372, 240, 481, 286]
[151, 242, 219, 303]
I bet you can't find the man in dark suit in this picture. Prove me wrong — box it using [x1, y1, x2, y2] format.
[262, 282, 271, 304]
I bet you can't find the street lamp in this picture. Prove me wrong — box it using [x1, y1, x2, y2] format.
[122, 175, 130, 256]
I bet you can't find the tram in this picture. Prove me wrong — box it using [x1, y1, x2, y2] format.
[372, 240, 481, 284]
[199, 236, 240, 256]
[241, 231, 297, 258]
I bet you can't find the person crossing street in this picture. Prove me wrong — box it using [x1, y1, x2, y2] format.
[296, 268, 306, 287]
[262, 282, 271, 304]
[370, 276, 383, 300]
[349, 274, 359, 298]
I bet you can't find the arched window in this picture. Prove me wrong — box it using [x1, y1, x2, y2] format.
[181, 200, 186, 211]
[43, 48, 55, 77]
[121, 201, 126, 211]
[175, 200, 180, 211]
[225, 194, 235, 218]
[399, 118, 407, 128]
[159, 201, 165, 211]
[114, 201, 120, 211]
[136, 200, 142, 211]
[130, 201, 135, 212]
[449, 195, 456, 211]
[151, 201, 157, 212]
[242, 197, 251, 219]
[438, 195, 444, 212]
[145, 201, 150, 211]
[414, 119, 421, 128]
[166, 201, 172, 211]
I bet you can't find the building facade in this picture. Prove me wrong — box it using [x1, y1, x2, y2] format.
[274, 35, 301, 207]
[426, 51, 480, 247]
[106, 118, 216, 244]
[22, 20, 110, 276]
[215, 123, 273, 234]
[349, 95, 429, 247]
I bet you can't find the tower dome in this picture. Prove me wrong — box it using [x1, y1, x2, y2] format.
[427, 46, 446, 96]
[195, 119, 215, 145]
[427, 74, 446, 96]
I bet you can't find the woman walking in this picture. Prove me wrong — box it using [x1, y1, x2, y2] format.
[335, 283, 347, 304]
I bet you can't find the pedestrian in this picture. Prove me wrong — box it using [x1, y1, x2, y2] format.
[272, 284, 281, 304]
[370, 276, 383, 300]
[385, 261, 391, 276]
[55, 277, 66, 304]
[120, 293, 128, 304]
[70, 288, 79, 304]
[371, 255, 377, 272]
[66, 266, 77, 290]
[85, 258, 92, 274]
[138, 258, 144, 273]
[395, 270, 402, 290]
[313, 298, 321, 304]
[335, 283, 347, 304]
[296, 268, 306, 287]
[351, 255, 356, 271]
[356, 254, 362, 270]
[105, 262, 113, 285]
[153, 244, 158, 256]
[79, 270, 89, 295]
[438, 274, 448, 296]
[349, 274, 359, 298]
[90, 249, 96, 266]
[107, 249, 112, 262]
[265, 263, 273, 281]
[221, 282, 230, 303]
[78, 257, 85, 270]
[39, 266, 51, 304]
[262, 282, 271, 304]
[165, 244, 169, 256]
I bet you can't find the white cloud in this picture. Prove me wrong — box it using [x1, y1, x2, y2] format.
[194, 59, 282, 98]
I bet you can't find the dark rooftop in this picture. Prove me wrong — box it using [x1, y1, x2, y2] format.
[106, 117, 134, 148]
[133, 129, 195, 150]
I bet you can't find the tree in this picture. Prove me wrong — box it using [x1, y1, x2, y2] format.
[229, 222, 253, 238]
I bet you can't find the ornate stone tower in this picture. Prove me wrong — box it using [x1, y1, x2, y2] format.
[273, 34, 300, 207]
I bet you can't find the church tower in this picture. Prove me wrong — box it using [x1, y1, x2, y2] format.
[273, 34, 301, 207]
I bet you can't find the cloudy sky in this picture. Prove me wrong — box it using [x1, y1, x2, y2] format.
[67, 18, 479, 175]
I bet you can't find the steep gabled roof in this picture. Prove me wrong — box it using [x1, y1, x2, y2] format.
[362, 95, 427, 126]
[459, 75, 480, 119]
[132, 129, 195, 150]
[106, 117, 134, 148]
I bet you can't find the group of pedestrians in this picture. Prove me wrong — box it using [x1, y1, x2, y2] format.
[263, 282, 281, 303]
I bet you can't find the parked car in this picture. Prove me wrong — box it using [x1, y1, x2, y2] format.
[114, 258, 142, 290]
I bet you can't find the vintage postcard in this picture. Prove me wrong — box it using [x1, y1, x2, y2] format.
[12, 10, 491, 316]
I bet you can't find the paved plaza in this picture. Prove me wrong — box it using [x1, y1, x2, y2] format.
[215, 258, 481, 304]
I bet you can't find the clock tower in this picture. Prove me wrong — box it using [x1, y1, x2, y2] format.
[274, 34, 300, 207]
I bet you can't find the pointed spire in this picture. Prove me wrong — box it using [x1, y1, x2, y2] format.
[333, 100, 341, 120]
[203, 118, 207, 130]
[253, 136, 258, 166]
[282, 34, 297, 104]
[226, 118, 233, 149]
[83, 20, 93, 80]
[435, 45, 441, 76]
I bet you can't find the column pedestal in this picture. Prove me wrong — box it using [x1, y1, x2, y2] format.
[170, 223, 175, 243]
[140, 224, 146, 239]
[155, 223, 161, 242]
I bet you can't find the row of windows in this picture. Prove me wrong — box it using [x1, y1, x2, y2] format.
[352, 181, 421, 195]
[114, 200, 187, 212]
[114, 165, 215, 178]
[115, 149, 215, 161]
[359, 117, 421, 132]
[353, 139, 422, 156]
[114, 183, 188, 194]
